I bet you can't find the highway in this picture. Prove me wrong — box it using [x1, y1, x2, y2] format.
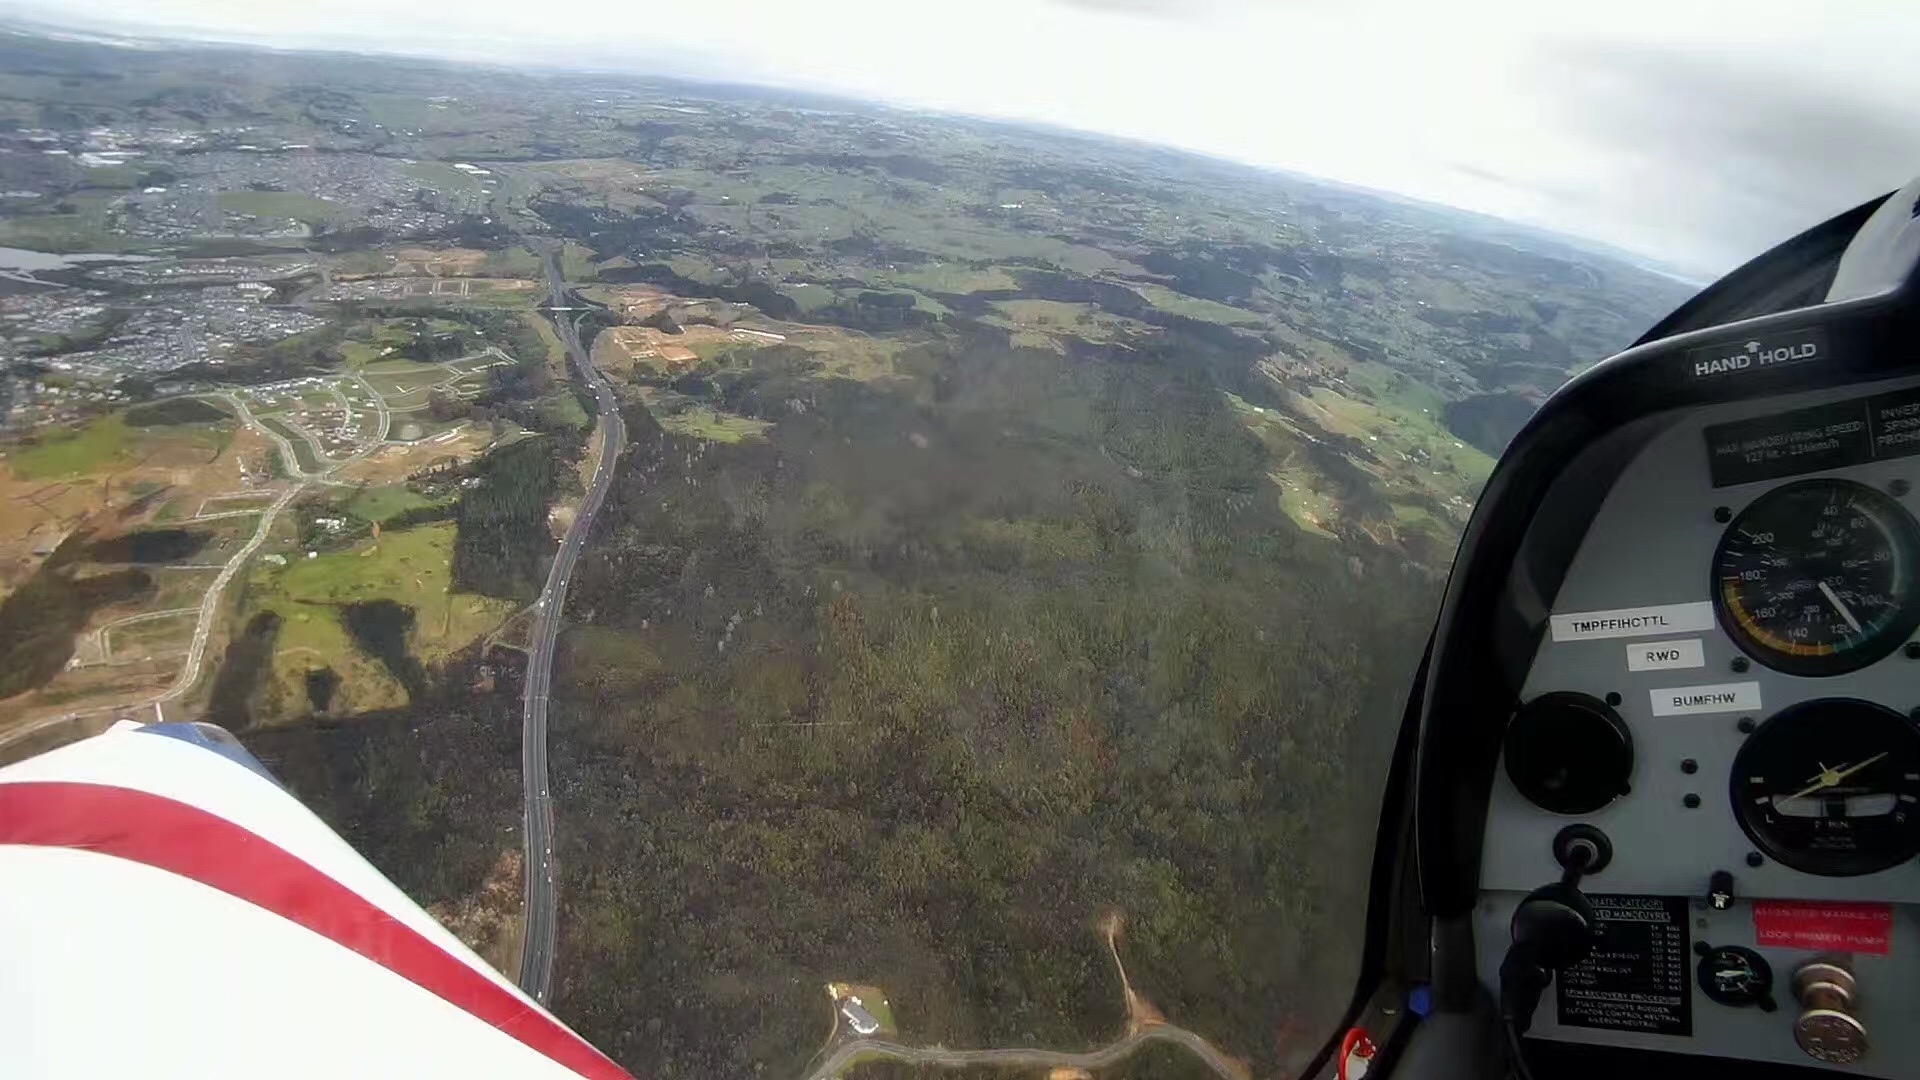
[517, 245, 627, 1003]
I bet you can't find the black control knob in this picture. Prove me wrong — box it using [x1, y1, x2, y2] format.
[1500, 879, 1601, 1036]
[1511, 882, 1598, 969]
[1504, 692, 1634, 814]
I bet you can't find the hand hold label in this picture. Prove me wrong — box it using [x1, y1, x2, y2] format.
[1687, 327, 1826, 380]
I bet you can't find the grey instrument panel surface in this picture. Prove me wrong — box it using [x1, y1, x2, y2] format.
[1473, 897, 1920, 1077]
[1484, 373, 1920, 900]
[1476, 374, 1920, 1071]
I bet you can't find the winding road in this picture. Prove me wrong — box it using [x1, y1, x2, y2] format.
[152, 373, 397, 711]
[0, 375, 392, 747]
[803, 1025, 1245, 1080]
[803, 916, 1244, 1080]
[151, 479, 306, 711]
[517, 244, 626, 1004]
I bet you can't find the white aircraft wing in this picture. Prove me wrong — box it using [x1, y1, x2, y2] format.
[0, 721, 630, 1080]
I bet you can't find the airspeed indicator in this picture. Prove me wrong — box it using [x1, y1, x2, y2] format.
[1712, 479, 1920, 676]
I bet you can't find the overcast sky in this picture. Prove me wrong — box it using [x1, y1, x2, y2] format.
[10, 0, 1919, 277]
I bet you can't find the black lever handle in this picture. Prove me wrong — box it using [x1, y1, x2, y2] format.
[1500, 848, 1600, 1036]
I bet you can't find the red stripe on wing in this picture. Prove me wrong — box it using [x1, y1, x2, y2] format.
[0, 781, 629, 1080]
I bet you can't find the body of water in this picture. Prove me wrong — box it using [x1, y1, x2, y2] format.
[0, 247, 157, 272]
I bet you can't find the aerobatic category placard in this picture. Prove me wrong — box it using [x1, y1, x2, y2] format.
[1556, 894, 1692, 1037]
[1704, 385, 1920, 487]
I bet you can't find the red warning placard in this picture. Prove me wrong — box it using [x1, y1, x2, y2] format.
[1752, 900, 1892, 955]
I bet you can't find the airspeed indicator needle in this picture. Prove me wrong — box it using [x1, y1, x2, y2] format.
[1819, 581, 1866, 636]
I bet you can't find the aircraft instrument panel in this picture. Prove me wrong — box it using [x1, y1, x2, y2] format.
[1474, 373, 1920, 1075]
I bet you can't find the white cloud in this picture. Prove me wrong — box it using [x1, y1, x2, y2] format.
[10, 0, 1919, 275]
